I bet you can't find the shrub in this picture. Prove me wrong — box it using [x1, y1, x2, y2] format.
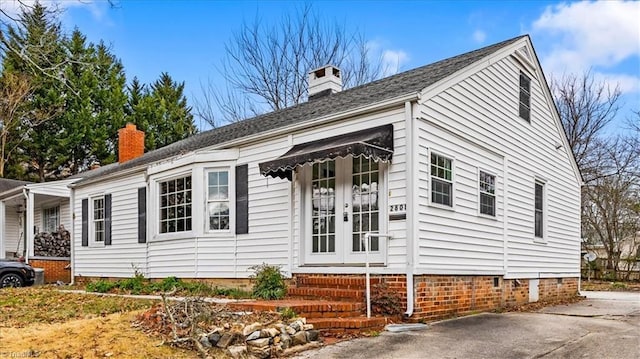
[86, 280, 117, 293]
[279, 307, 297, 320]
[250, 263, 287, 300]
[371, 282, 403, 316]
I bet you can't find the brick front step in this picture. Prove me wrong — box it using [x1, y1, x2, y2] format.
[228, 299, 364, 318]
[307, 316, 388, 330]
[287, 287, 365, 302]
[295, 275, 381, 289]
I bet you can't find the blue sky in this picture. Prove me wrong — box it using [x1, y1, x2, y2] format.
[3, 0, 639, 131]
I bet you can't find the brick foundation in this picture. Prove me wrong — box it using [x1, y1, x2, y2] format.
[291, 274, 579, 322]
[29, 258, 71, 283]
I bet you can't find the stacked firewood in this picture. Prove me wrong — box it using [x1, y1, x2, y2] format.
[33, 225, 71, 257]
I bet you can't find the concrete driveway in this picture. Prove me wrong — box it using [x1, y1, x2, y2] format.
[294, 291, 640, 359]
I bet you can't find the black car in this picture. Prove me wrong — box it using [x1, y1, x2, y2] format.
[0, 260, 36, 288]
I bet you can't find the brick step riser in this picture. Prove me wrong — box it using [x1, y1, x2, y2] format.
[295, 277, 382, 289]
[307, 318, 387, 330]
[303, 311, 364, 319]
[287, 288, 365, 301]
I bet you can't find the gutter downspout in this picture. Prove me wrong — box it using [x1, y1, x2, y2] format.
[69, 186, 75, 285]
[404, 100, 415, 318]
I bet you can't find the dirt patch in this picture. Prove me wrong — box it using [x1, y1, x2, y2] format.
[0, 311, 196, 358]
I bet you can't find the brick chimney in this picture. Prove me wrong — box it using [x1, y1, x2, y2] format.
[118, 123, 145, 163]
[308, 65, 342, 100]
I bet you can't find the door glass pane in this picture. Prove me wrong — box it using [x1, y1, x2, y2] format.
[311, 161, 336, 253]
[352, 156, 380, 252]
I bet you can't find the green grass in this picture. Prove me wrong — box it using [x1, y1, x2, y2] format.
[84, 276, 252, 299]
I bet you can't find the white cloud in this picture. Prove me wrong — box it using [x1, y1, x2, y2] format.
[366, 40, 410, 77]
[531, 1, 640, 94]
[472, 29, 486, 44]
[381, 49, 409, 76]
[1, 0, 106, 23]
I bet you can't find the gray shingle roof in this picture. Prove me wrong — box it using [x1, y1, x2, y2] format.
[0, 178, 32, 194]
[75, 35, 525, 185]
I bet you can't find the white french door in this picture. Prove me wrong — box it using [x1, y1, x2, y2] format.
[303, 157, 385, 265]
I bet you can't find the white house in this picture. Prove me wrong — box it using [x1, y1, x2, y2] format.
[67, 35, 581, 320]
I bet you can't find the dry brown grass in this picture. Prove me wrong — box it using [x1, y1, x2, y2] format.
[0, 287, 197, 358]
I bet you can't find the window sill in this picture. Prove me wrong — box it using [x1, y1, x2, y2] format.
[428, 202, 455, 212]
[153, 231, 196, 242]
[88, 242, 106, 248]
[477, 213, 498, 221]
[533, 237, 547, 244]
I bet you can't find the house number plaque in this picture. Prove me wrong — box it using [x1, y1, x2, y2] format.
[389, 203, 406, 220]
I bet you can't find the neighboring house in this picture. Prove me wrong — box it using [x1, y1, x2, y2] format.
[0, 178, 74, 283]
[66, 35, 579, 320]
[582, 234, 640, 279]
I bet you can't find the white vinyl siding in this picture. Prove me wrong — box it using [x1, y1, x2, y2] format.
[419, 53, 580, 278]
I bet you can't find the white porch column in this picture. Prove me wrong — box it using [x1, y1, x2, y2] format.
[0, 201, 5, 258]
[25, 190, 34, 262]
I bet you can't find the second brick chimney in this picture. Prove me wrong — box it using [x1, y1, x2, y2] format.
[118, 123, 145, 163]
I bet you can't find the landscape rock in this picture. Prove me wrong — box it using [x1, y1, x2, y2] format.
[305, 330, 320, 342]
[216, 333, 234, 349]
[243, 322, 263, 336]
[246, 330, 261, 341]
[292, 331, 308, 346]
[246, 338, 270, 348]
[226, 345, 247, 359]
[207, 332, 221, 346]
[280, 333, 292, 349]
[302, 324, 314, 331]
[266, 327, 280, 338]
[199, 334, 212, 348]
[285, 326, 296, 335]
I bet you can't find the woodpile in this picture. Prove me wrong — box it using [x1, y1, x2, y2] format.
[34, 225, 71, 258]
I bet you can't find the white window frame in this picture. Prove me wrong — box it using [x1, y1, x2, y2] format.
[157, 174, 193, 236]
[428, 150, 455, 209]
[478, 169, 497, 218]
[89, 195, 105, 246]
[519, 71, 531, 122]
[205, 168, 234, 233]
[42, 205, 60, 233]
[534, 179, 547, 242]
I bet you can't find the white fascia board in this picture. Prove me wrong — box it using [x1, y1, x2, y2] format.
[26, 179, 75, 196]
[146, 149, 240, 176]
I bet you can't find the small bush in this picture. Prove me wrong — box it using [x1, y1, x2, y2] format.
[279, 307, 296, 320]
[250, 263, 287, 300]
[371, 282, 403, 316]
[86, 280, 117, 293]
[117, 276, 146, 294]
[611, 282, 627, 290]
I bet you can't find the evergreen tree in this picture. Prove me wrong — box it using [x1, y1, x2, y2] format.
[128, 73, 196, 151]
[0, 2, 66, 181]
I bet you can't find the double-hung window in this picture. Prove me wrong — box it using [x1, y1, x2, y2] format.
[43, 206, 60, 233]
[159, 176, 192, 233]
[479, 171, 496, 217]
[92, 197, 105, 242]
[534, 181, 544, 238]
[207, 170, 230, 231]
[519, 72, 531, 121]
[430, 153, 453, 207]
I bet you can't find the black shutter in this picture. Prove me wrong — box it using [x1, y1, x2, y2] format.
[235, 164, 249, 234]
[81, 199, 88, 247]
[104, 194, 112, 245]
[138, 187, 147, 243]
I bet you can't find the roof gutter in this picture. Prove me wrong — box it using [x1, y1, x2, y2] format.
[68, 166, 146, 188]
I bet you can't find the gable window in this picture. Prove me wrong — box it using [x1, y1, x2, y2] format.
[207, 170, 230, 231]
[92, 197, 105, 242]
[479, 171, 496, 217]
[159, 176, 192, 233]
[534, 181, 544, 238]
[430, 153, 453, 207]
[42, 206, 60, 233]
[519, 72, 531, 121]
